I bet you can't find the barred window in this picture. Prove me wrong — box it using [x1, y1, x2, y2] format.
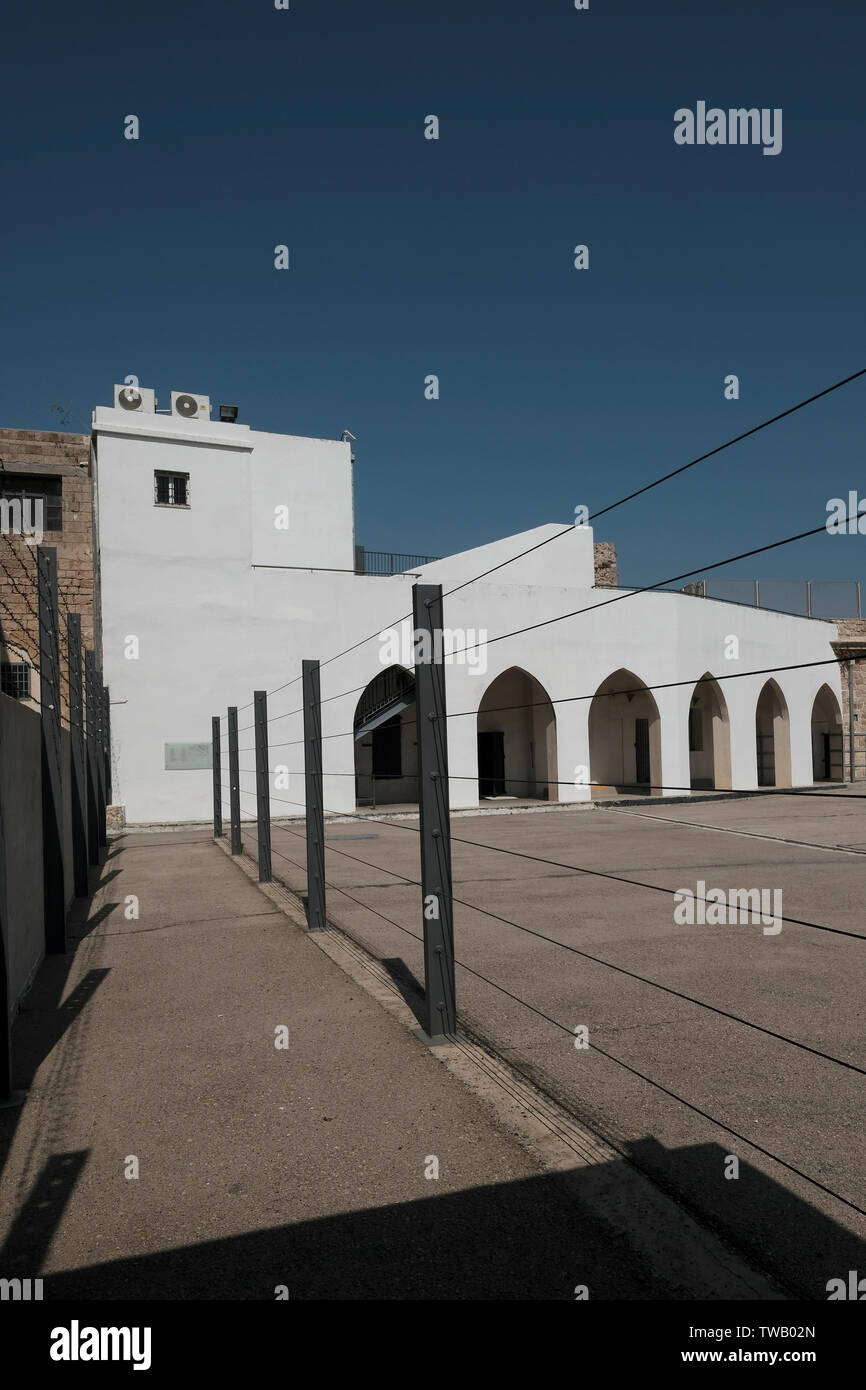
[1, 663, 31, 700]
[0, 473, 62, 531]
[154, 471, 189, 506]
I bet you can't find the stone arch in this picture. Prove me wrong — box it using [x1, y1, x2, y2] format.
[589, 668, 661, 796]
[476, 667, 557, 801]
[755, 679, 791, 787]
[689, 674, 732, 790]
[810, 684, 843, 782]
[353, 664, 417, 807]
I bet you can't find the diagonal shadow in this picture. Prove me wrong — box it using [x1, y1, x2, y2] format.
[0, 1149, 88, 1276]
[1, 838, 111, 1181]
[380, 957, 426, 1029]
[68, 903, 119, 942]
[33, 1141, 866, 1301]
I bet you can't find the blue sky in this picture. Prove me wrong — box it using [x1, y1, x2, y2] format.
[2, 0, 864, 588]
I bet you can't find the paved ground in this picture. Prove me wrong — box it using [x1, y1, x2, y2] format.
[252, 787, 866, 1299]
[0, 828, 779, 1300]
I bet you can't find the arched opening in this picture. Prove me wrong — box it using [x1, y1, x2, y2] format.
[476, 667, 557, 802]
[810, 684, 843, 782]
[353, 666, 417, 807]
[589, 669, 661, 796]
[689, 674, 731, 790]
[755, 680, 791, 787]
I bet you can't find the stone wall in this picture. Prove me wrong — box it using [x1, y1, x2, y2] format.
[0, 429, 95, 721]
[593, 540, 617, 588]
[832, 619, 866, 745]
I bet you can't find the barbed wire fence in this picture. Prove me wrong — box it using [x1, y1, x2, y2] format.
[0, 539, 110, 1099]
[198, 370, 866, 1281]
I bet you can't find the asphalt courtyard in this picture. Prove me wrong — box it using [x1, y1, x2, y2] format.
[254, 787, 866, 1300]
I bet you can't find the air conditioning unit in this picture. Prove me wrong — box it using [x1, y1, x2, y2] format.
[170, 391, 211, 421]
[114, 384, 156, 413]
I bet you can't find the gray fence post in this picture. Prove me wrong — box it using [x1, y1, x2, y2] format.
[228, 706, 241, 854]
[84, 650, 100, 865]
[67, 614, 89, 896]
[0, 924, 10, 1103]
[254, 690, 272, 882]
[302, 660, 326, 931]
[412, 582, 456, 1040]
[102, 686, 112, 807]
[212, 716, 223, 837]
[849, 659, 857, 782]
[37, 546, 66, 954]
[0, 787, 23, 1106]
[0, 708, 26, 1105]
[95, 666, 107, 847]
[0, 725, 12, 1100]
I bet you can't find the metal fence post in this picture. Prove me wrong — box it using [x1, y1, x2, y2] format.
[86, 655, 107, 848]
[37, 546, 66, 954]
[806, 580, 812, 618]
[254, 690, 272, 882]
[0, 774, 23, 1105]
[849, 659, 857, 782]
[84, 650, 100, 865]
[302, 660, 326, 931]
[95, 666, 107, 846]
[228, 706, 241, 854]
[0, 726, 13, 1101]
[0, 930, 11, 1103]
[212, 716, 223, 837]
[67, 614, 89, 896]
[412, 582, 456, 1040]
[102, 686, 112, 807]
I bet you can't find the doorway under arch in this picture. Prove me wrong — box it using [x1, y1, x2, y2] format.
[589, 669, 662, 795]
[689, 674, 732, 790]
[476, 667, 557, 801]
[810, 684, 843, 782]
[353, 665, 417, 807]
[755, 680, 792, 787]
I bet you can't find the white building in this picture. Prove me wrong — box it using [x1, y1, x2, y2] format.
[92, 386, 845, 825]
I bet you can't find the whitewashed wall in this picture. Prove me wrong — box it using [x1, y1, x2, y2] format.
[94, 406, 843, 823]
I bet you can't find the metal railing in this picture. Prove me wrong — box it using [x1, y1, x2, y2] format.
[354, 546, 441, 576]
[679, 578, 863, 619]
[354, 772, 420, 808]
[354, 666, 416, 730]
[848, 730, 866, 780]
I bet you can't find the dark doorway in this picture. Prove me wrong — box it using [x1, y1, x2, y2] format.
[756, 732, 775, 786]
[478, 731, 506, 797]
[372, 715, 402, 779]
[634, 718, 650, 786]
